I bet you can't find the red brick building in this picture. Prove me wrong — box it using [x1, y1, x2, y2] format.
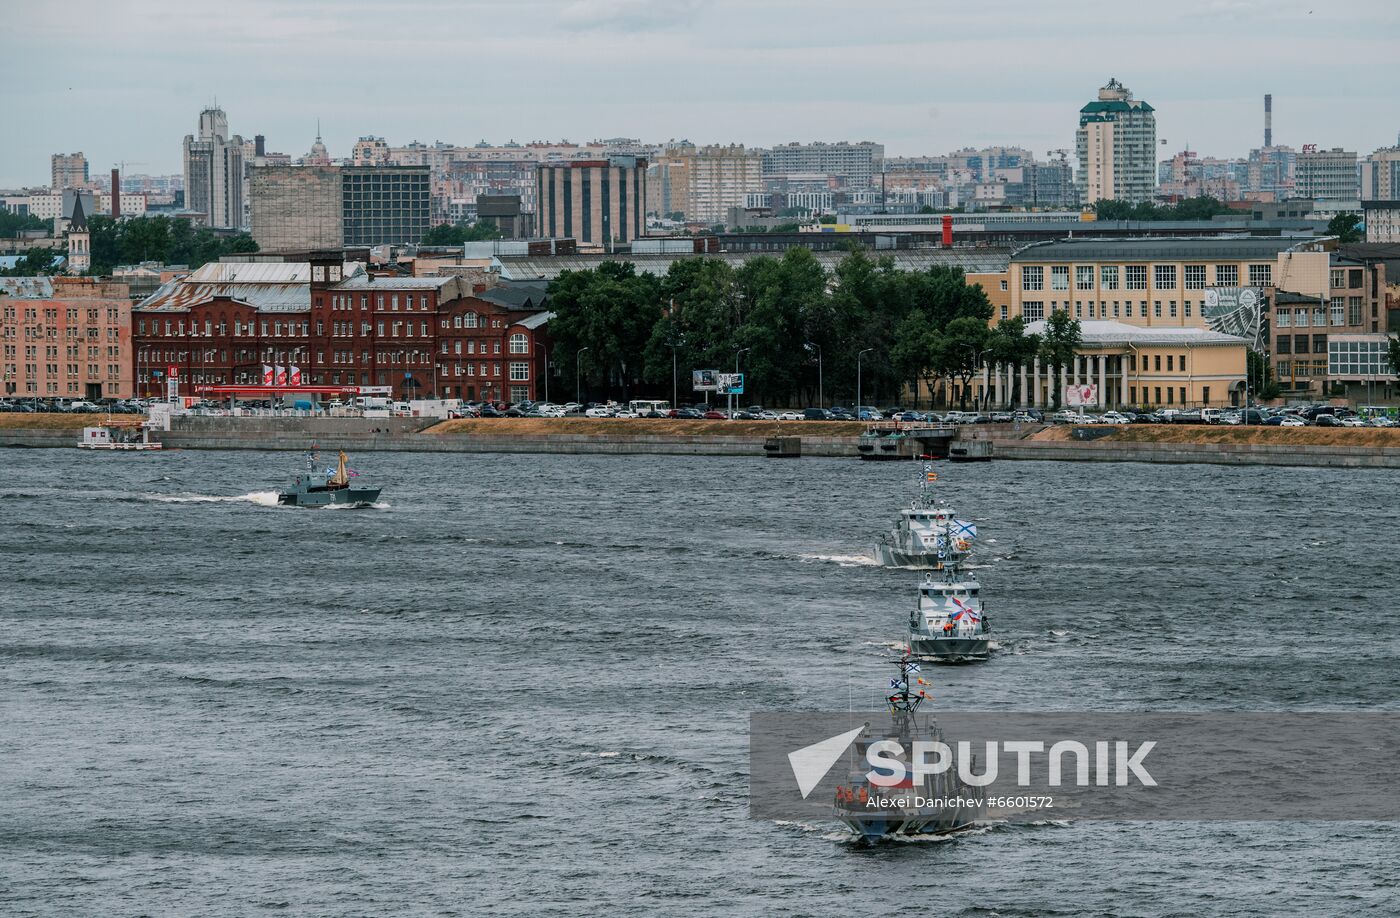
[1, 276, 132, 399]
[132, 254, 551, 401]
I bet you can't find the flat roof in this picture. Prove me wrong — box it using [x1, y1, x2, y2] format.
[1010, 237, 1318, 262]
[1023, 318, 1248, 347]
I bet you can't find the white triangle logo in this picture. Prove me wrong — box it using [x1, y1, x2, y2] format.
[787, 726, 865, 799]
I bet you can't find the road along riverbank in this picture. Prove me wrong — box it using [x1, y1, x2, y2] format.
[4, 414, 1400, 467]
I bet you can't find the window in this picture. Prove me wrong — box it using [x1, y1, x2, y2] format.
[1167, 387, 1174, 405]
[1022, 301, 1044, 322]
[1184, 300, 1192, 318]
[1185, 265, 1206, 290]
[1295, 308, 1308, 328]
[391, 295, 400, 311]
[999, 305, 1008, 321]
[1125, 266, 1148, 290]
[999, 279, 1008, 291]
[1100, 266, 1119, 290]
[1169, 301, 1177, 318]
[1294, 335, 1309, 354]
[1248, 264, 1272, 287]
[1154, 265, 1177, 289]
[1276, 336, 1291, 354]
[1313, 306, 1326, 327]
[1277, 309, 1291, 328]
[1313, 334, 1326, 355]
[1154, 301, 1162, 318]
[509, 362, 529, 381]
[1349, 270, 1363, 289]
[1330, 269, 1345, 289]
[1154, 355, 1161, 371]
[1155, 387, 1162, 404]
[1075, 302, 1082, 318]
[493, 340, 501, 354]
[1050, 266, 1069, 291]
[1215, 264, 1238, 286]
[1112, 301, 1120, 318]
[1348, 297, 1362, 326]
[1075, 266, 1094, 290]
[1329, 299, 1344, 326]
[1166, 355, 1173, 371]
[509, 333, 528, 354]
[1021, 266, 1044, 291]
[465, 313, 478, 328]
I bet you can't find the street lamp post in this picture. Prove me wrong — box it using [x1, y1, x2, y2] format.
[576, 346, 590, 407]
[806, 342, 823, 409]
[857, 347, 874, 419]
[668, 342, 681, 410]
[732, 347, 750, 419]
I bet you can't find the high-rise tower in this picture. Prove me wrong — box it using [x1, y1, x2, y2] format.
[1075, 78, 1157, 205]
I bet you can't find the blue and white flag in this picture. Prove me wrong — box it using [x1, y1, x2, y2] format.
[889, 678, 903, 689]
[952, 520, 978, 540]
[907, 663, 921, 674]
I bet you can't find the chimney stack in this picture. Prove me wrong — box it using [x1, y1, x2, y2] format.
[1264, 94, 1273, 148]
[255, 134, 266, 158]
[111, 167, 121, 218]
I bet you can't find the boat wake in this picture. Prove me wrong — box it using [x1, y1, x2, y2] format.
[798, 552, 879, 568]
[146, 491, 281, 506]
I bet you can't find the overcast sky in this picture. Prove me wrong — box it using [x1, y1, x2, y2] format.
[2, 0, 1397, 187]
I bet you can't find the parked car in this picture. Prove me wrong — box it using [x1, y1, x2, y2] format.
[856, 406, 883, 421]
[989, 412, 1013, 423]
[674, 408, 705, 419]
[803, 407, 832, 421]
[702, 410, 728, 420]
[1339, 416, 1366, 427]
[1100, 411, 1132, 425]
[1313, 414, 1343, 427]
[776, 410, 803, 421]
[584, 406, 614, 418]
[1279, 415, 1307, 427]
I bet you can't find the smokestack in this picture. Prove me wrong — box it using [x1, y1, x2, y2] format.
[255, 134, 266, 158]
[1264, 94, 1273, 148]
[111, 167, 121, 218]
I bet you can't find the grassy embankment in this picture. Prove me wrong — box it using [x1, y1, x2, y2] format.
[0, 413, 145, 430]
[427, 418, 868, 437]
[1030, 424, 1400, 448]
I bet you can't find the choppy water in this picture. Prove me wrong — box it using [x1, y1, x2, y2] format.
[2, 449, 1397, 916]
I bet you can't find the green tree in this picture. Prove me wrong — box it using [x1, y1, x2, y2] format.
[83, 215, 256, 274]
[1038, 309, 1082, 410]
[1246, 348, 1280, 401]
[0, 211, 49, 238]
[1326, 213, 1362, 244]
[421, 221, 503, 245]
[988, 316, 1041, 408]
[933, 316, 993, 410]
[548, 262, 662, 402]
[1386, 335, 1400, 380]
[0, 247, 62, 276]
[918, 204, 936, 215]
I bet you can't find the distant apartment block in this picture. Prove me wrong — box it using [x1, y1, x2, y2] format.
[535, 156, 647, 248]
[647, 143, 761, 224]
[1361, 200, 1400, 243]
[761, 141, 884, 191]
[1076, 78, 1157, 205]
[1361, 144, 1400, 201]
[183, 107, 245, 229]
[51, 153, 89, 191]
[250, 165, 431, 250]
[1296, 147, 1358, 202]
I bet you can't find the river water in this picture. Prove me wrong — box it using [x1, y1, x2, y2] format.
[2, 449, 1397, 916]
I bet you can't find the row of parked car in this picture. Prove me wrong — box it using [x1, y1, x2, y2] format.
[0, 397, 150, 414]
[1048, 405, 1397, 427]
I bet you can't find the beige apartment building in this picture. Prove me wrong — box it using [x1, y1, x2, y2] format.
[0, 277, 132, 399]
[535, 156, 647, 249]
[646, 143, 762, 225]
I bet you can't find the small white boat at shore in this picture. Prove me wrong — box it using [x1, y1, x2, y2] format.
[78, 426, 162, 451]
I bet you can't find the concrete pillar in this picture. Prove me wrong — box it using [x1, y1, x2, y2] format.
[1098, 355, 1108, 409]
[1122, 353, 1131, 408]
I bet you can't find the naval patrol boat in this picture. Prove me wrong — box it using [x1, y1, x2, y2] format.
[278, 450, 381, 508]
[833, 656, 984, 842]
[872, 464, 977, 570]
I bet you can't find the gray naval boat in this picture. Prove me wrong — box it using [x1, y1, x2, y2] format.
[833, 657, 983, 842]
[872, 464, 977, 570]
[908, 569, 991, 663]
[278, 450, 381, 508]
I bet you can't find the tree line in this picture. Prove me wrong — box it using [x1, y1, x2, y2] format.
[547, 248, 1086, 410]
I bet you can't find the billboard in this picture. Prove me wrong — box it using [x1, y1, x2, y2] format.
[1204, 287, 1266, 348]
[717, 372, 745, 395]
[1065, 383, 1099, 407]
[692, 369, 719, 392]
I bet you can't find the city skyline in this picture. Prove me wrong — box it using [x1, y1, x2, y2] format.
[3, 0, 1398, 188]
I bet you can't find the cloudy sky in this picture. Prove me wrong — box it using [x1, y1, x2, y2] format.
[2, 0, 1396, 186]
